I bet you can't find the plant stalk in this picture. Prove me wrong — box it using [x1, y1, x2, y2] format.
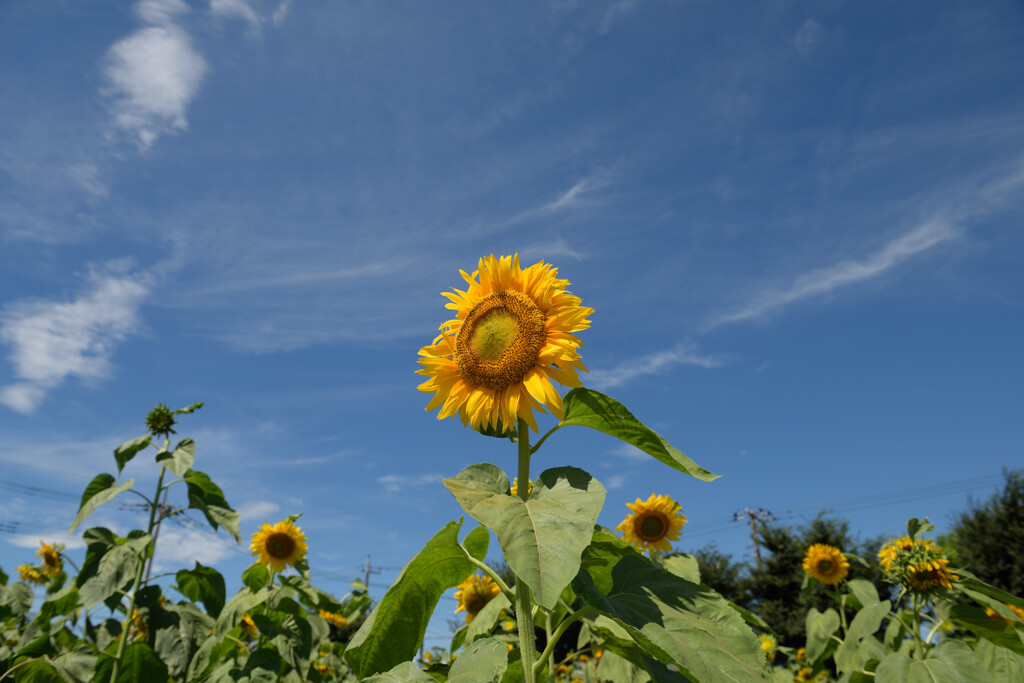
[109, 466, 166, 683]
[514, 417, 538, 683]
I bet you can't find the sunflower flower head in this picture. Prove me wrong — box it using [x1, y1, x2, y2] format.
[794, 666, 814, 682]
[249, 518, 308, 573]
[453, 573, 500, 623]
[417, 254, 593, 434]
[907, 558, 958, 593]
[240, 614, 258, 637]
[510, 477, 534, 497]
[759, 634, 776, 663]
[319, 610, 348, 629]
[145, 403, 177, 436]
[36, 541, 62, 578]
[616, 493, 686, 553]
[878, 524, 958, 595]
[802, 544, 850, 586]
[17, 564, 47, 586]
[986, 603, 1024, 624]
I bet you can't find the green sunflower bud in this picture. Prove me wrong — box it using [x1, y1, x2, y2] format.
[145, 403, 177, 436]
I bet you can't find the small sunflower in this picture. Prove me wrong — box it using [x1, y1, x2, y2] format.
[510, 477, 534, 497]
[796, 647, 807, 661]
[417, 254, 593, 434]
[616, 493, 686, 553]
[759, 634, 776, 663]
[794, 667, 813, 682]
[802, 544, 850, 585]
[240, 614, 258, 637]
[36, 542, 62, 577]
[17, 564, 46, 586]
[986, 603, 1024, 624]
[907, 558, 958, 592]
[249, 519, 308, 572]
[453, 573, 500, 623]
[319, 610, 348, 629]
[145, 403, 177, 436]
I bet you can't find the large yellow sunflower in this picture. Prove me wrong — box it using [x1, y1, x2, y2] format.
[36, 542, 62, 578]
[453, 573, 500, 623]
[417, 254, 593, 434]
[802, 544, 850, 585]
[907, 558, 958, 592]
[249, 519, 308, 573]
[616, 493, 687, 553]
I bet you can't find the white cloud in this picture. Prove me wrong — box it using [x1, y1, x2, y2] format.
[8, 531, 87, 551]
[210, 0, 261, 33]
[135, 0, 191, 26]
[706, 219, 959, 329]
[587, 341, 728, 390]
[103, 22, 207, 149]
[600, 0, 641, 35]
[479, 170, 614, 235]
[0, 267, 151, 413]
[377, 473, 442, 494]
[793, 19, 824, 59]
[604, 474, 627, 490]
[271, 0, 293, 25]
[151, 526, 240, 570]
[520, 237, 587, 262]
[609, 444, 653, 462]
[236, 500, 281, 522]
[66, 164, 109, 198]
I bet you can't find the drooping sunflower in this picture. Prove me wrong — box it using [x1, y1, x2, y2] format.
[453, 573, 500, 623]
[319, 610, 348, 629]
[802, 544, 850, 585]
[249, 519, 308, 573]
[616, 493, 687, 553]
[907, 558, 958, 592]
[17, 564, 46, 586]
[36, 541, 62, 577]
[417, 254, 593, 434]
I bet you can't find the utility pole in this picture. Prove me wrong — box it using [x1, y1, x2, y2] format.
[362, 554, 382, 590]
[734, 508, 774, 573]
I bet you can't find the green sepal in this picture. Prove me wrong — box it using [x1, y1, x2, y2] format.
[559, 389, 719, 481]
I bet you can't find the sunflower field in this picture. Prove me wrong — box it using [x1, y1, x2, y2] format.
[3, 255, 1024, 682]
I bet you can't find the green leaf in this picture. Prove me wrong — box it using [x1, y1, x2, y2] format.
[559, 389, 719, 481]
[183, 470, 241, 542]
[242, 562, 271, 592]
[662, 554, 701, 584]
[1, 582, 35, 619]
[877, 644, 992, 683]
[805, 607, 841, 663]
[834, 601, 892, 673]
[8, 659, 63, 683]
[846, 577, 881, 608]
[574, 554, 765, 682]
[174, 401, 204, 415]
[50, 649, 97, 683]
[950, 603, 1024, 655]
[344, 519, 489, 679]
[114, 435, 151, 473]
[37, 583, 79, 623]
[975, 638, 1024, 683]
[464, 593, 512, 646]
[361, 661, 437, 682]
[70, 474, 135, 532]
[243, 648, 283, 682]
[215, 586, 273, 637]
[176, 563, 226, 618]
[94, 642, 169, 683]
[443, 464, 606, 610]
[151, 602, 213, 680]
[77, 534, 150, 609]
[156, 438, 195, 476]
[448, 638, 508, 682]
[929, 640, 993, 683]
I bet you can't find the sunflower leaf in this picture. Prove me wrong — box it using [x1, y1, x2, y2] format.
[176, 563, 226, 618]
[361, 661, 438, 683]
[448, 638, 508, 682]
[344, 519, 489, 679]
[155, 438, 195, 477]
[114, 435, 151, 473]
[443, 463, 606, 610]
[559, 389, 719, 481]
[70, 474, 135, 533]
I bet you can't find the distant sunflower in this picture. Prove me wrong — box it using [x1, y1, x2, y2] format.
[907, 558, 958, 592]
[510, 477, 534, 497]
[17, 564, 46, 586]
[240, 614, 258, 637]
[759, 634, 776, 663]
[802, 544, 849, 585]
[794, 667, 813, 682]
[985, 603, 1024, 624]
[453, 574, 500, 624]
[616, 493, 686, 553]
[319, 610, 348, 629]
[417, 254, 593, 434]
[249, 519, 308, 572]
[877, 535, 933, 571]
[36, 542, 62, 577]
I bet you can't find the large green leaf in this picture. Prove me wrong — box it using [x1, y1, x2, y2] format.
[950, 604, 1024, 655]
[361, 661, 437, 682]
[929, 640, 994, 683]
[574, 554, 765, 682]
[448, 638, 508, 682]
[584, 615, 689, 682]
[1, 582, 36, 619]
[183, 470, 241, 542]
[559, 389, 718, 481]
[176, 563, 226, 618]
[70, 474, 135, 532]
[464, 593, 512, 646]
[876, 642, 992, 683]
[846, 577, 881, 608]
[156, 438, 196, 476]
[834, 601, 891, 673]
[114, 435, 151, 473]
[77, 534, 151, 609]
[215, 586, 273, 637]
[805, 607, 841, 663]
[443, 464, 605, 609]
[7, 659, 63, 683]
[344, 519, 489, 679]
[975, 638, 1024, 683]
[93, 642, 169, 683]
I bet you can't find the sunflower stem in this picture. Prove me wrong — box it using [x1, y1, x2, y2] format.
[529, 424, 562, 455]
[459, 545, 515, 603]
[514, 417, 538, 683]
[109, 466, 166, 683]
[533, 607, 597, 678]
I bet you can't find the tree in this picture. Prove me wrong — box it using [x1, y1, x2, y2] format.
[944, 469, 1024, 596]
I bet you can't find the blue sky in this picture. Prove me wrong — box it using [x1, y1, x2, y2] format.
[2, 0, 1023, 647]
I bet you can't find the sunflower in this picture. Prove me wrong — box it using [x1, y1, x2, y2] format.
[794, 667, 813, 682]
[759, 634, 776, 663]
[417, 254, 593, 434]
[802, 544, 850, 585]
[319, 610, 348, 629]
[986, 603, 1024, 624]
[510, 477, 534, 497]
[907, 558, 958, 592]
[249, 519, 308, 572]
[453, 573, 500, 623]
[616, 493, 686, 553]
[796, 648, 807, 661]
[240, 614, 258, 637]
[17, 564, 46, 586]
[877, 535, 933, 571]
[36, 542, 62, 577]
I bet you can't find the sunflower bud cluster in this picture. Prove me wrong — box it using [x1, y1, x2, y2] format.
[145, 403, 177, 436]
[878, 533, 958, 594]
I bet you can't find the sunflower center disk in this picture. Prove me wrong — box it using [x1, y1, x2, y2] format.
[818, 560, 833, 573]
[266, 533, 296, 559]
[456, 290, 546, 391]
[638, 514, 667, 541]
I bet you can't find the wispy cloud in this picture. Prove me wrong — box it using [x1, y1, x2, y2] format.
[587, 341, 728, 390]
[8, 530, 87, 551]
[151, 525, 242, 570]
[478, 171, 614, 235]
[102, 1, 207, 149]
[377, 473, 442, 494]
[610, 444, 656, 462]
[0, 265, 151, 414]
[236, 500, 281, 522]
[520, 237, 587, 262]
[793, 19, 824, 59]
[210, 0, 262, 35]
[704, 220, 959, 330]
